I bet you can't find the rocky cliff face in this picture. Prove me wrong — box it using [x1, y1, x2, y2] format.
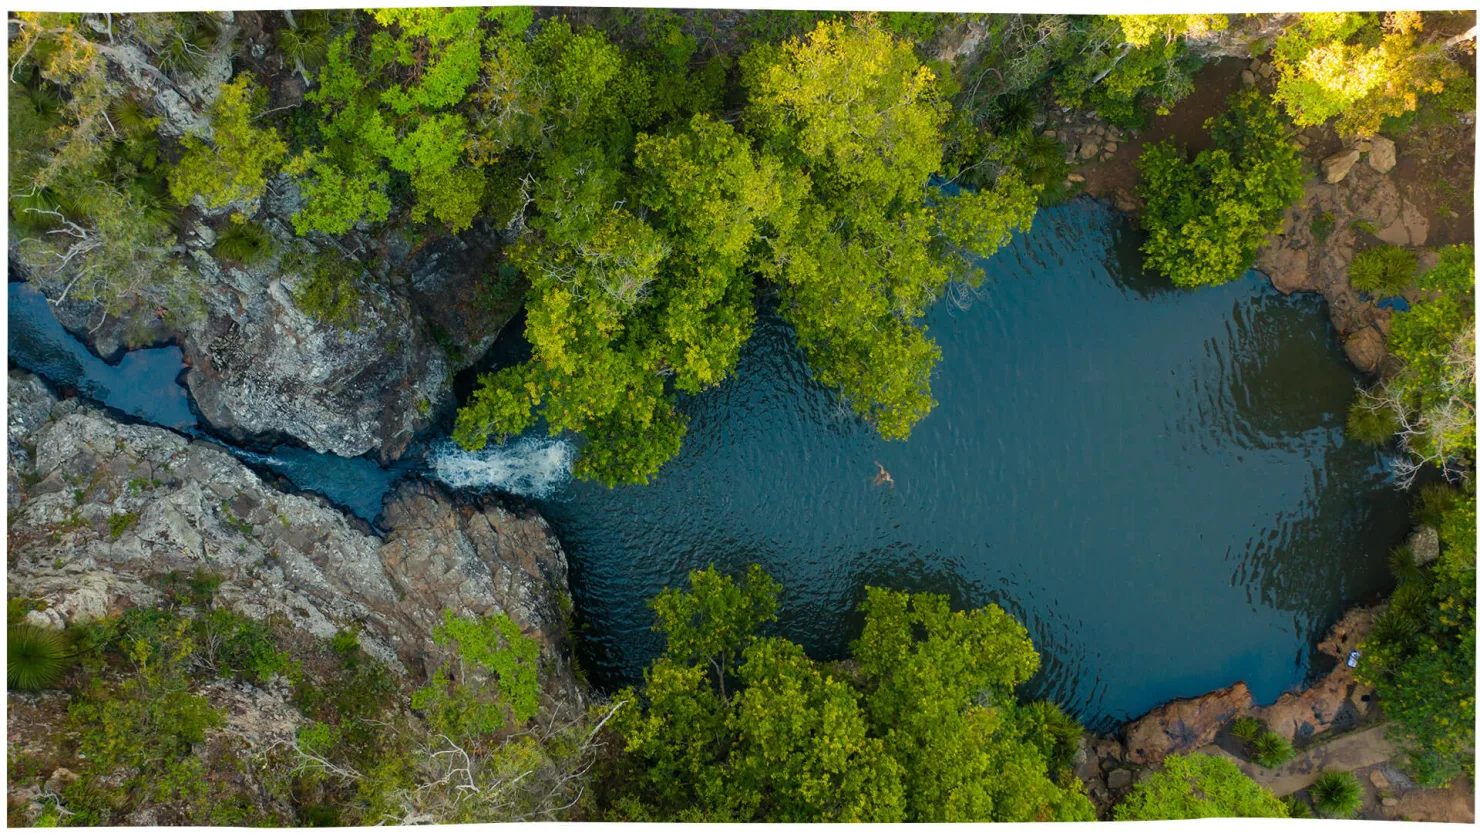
[22, 11, 521, 462]
[1257, 150, 1424, 374]
[7, 370, 580, 703]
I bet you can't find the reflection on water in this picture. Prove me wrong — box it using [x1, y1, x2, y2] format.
[8, 281, 196, 429]
[528, 200, 1410, 730]
[6, 200, 1412, 729]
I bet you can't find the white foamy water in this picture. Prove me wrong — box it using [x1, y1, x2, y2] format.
[428, 436, 575, 497]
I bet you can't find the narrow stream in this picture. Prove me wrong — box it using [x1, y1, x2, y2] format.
[7, 199, 1412, 730]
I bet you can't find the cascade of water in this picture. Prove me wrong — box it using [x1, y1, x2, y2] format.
[426, 436, 574, 498]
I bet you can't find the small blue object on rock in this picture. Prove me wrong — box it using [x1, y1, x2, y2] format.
[1347, 650, 1361, 668]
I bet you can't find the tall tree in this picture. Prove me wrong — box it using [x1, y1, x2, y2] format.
[744, 16, 1039, 441]
[604, 566, 1094, 822]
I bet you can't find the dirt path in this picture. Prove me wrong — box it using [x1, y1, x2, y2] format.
[1078, 58, 1249, 205]
[1195, 725, 1395, 797]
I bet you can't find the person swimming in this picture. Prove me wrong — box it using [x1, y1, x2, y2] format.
[873, 461, 894, 488]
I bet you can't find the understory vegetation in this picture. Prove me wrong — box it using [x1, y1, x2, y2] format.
[9, 567, 1096, 825]
[6, 7, 1478, 825]
[1112, 753, 1287, 820]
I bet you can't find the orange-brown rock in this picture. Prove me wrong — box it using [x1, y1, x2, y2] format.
[1122, 682, 1255, 765]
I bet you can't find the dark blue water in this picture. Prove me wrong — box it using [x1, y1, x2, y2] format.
[525, 200, 1410, 730]
[6, 201, 1411, 729]
[7, 281, 409, 525]
[8, 281, 196, 429]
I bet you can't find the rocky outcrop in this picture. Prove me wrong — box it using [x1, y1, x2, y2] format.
[1256, 150, 1425, 373]
[394, 221, 523, 372]
[1321, 149, 1361, 184]
[176, 195, 453, 462]
[1121, 682, 1255, 766]
[6, 370, 580, 702]
[27, 12, 523, 461]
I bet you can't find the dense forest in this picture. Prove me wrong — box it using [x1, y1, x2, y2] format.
[7, 7, 1478, 825]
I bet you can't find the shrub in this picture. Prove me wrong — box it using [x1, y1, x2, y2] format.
[1283, 795, 1314, 818]
[1345, 397, 1400, 445]
[1136, 89, 1304, 288]
[1113, 753, 1287, 820]
[1018, 699, 1085, 778]
[8, 624, 72, 691]
[212, 219, 275, 266]
[285, 247, 364, 328]
[169, 74, 288, 209]
[1349, 245, 1417, 297]
[108, 511, 140, 539]
[1249, 731, 1295, 768]
[1310, 770, 1364, 818]
[1230, 716, 1264, 742]
[1312, 211, 1336, 243]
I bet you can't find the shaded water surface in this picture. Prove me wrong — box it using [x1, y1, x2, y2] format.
[526, 200, 1409, 729]
[6, 200, 1411, 729]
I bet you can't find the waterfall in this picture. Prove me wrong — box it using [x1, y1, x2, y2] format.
[427, 436, 574, 498]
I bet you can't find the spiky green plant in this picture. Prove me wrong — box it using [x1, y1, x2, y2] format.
[1349, 245, 1417, 297]
[7, 624, 72, 691]
[1250, 731, 1295, 769]
[1413, 483, 1459, 528]
[1230, 716, 1264, 742]
[276, 11, 337, 74]
[1345, 396, 1400, 445]
[1387, 545, 1424, 585]
[1310, 770, 1364, 818]
[1283, 795, 1314, 818]
[213, 221, 275, 267]
[1369, 607, 1421, 649]
[1388, 581, 1433, 624]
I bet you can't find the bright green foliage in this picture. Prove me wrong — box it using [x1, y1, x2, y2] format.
[455, 115, 783, 485]
[649, 563, 780, 683]
[745, 18, 1038, 440]
[851, 587, 1091, 821]
[7, 624, 72, 691]
[1249, 731, 1296, 768]
[1113, 753, 1288, 820]
[456, 17, 1040, 484]
[169, 73, 287, 209]
[411, 612, 541, 741]
[291, 8, 525, 234]
[606, 566, 1092, 822]
[1349, 244, 1417, 297]
[1051, 15, 1226, 125]
[1357, 495, 1475, 787]
[1310, 770, 1364, 818]
[1272, 12, 1470, 137]
[1136, 89, 1304, 288]
[1358, 245, 1476, 481]
[1229, 716, 1264, 742]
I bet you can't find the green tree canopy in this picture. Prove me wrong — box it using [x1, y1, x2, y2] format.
[743, 16, 1038, 441]
[1271, 12, 1472, 137]
[169, 73, 287, 210]
[456, 16, 1039, 485]
[1113, 753, 1289, 820]
[604, 565, 1094, 822]
[1135, 88, 1304, 288]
